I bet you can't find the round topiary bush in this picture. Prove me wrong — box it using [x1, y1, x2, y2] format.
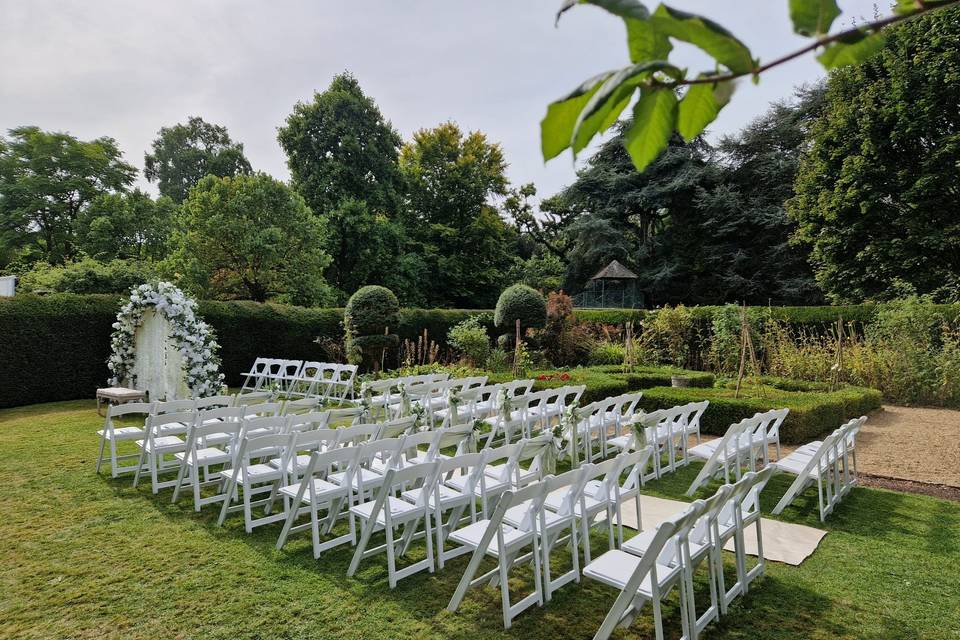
[344, 285, 400, 335]
[494, 284, 547, 333]
[344, 285, 400, 369]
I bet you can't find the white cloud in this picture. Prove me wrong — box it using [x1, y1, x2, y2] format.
[0, 0, 878, 200]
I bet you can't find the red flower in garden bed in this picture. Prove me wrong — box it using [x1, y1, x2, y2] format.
[537, 372, 574, 382]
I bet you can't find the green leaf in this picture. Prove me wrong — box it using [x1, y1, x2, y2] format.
[651, 4, 755, 75]
[541, 72, 614, 161]
[623, 89, 677, 172]
[817, 30, 886, 69]
[789, 0, 841, 37]
[626, 17, 673, 62]
[676, 78, 734, 142]
[557, 0, 650, 24]
[571, 61, 682, 154]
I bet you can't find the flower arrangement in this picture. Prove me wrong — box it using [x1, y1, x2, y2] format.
[107, 281, 225, 397]
[536, 372, 573, 382]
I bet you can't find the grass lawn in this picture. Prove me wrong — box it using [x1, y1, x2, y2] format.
[1, 400, 958, 639]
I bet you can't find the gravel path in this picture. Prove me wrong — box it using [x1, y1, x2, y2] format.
[855, 405, 960, 488]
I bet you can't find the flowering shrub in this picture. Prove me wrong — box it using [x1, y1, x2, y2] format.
[536, 372, 573, 382]
[107, 282, 224, 397]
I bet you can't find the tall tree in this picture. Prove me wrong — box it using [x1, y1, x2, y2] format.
[0, 126, 136, 265]
[399, 122, 516, 307]
[144, 116, 251, 203]
[278, 73, 406, 299]
[75, 189, 175, 261]
[789, 7, 960, 303]
[165, 173, 332, 306]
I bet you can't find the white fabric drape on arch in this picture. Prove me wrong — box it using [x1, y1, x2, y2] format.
[131, 308, 190, 401]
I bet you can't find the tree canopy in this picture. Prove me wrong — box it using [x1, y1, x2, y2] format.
[144, 116, 251, 203]
[0, 126, 136, 266]
[399, 122, 516, 307]
[277, 73, 408, 300]
[789, 6, 960, 302]
[165, 173, 332, 306]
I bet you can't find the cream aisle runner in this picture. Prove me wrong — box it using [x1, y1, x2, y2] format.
[606, 495, 827, 566]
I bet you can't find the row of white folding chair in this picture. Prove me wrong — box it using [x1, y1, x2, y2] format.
[444, 447, 654, 628]
[585, 466, 775, 640]
[276, 436, 508, 586]
[168, 412, 416, 511]
[96, 395, 244, 478]
[288, 362, 359, 402]
[607, 401, 709, 477]
[483, 385, 586, 448]
[135, 404, 369, 496]
[361, 373, 451, 417]
[392, 376, 490, 427]
[432, 379, 535, 426]
[571, 392, 644, 464]
[771, 415, 865, 521]
[686, 408, 789, 495]
[239, 358, 357, 399]
[216, 420, 480, 536]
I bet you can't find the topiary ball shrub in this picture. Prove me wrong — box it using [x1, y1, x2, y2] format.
[344, 285, 400, 369]
[494, 284, 546, 334]
[344, 286, 400, 335]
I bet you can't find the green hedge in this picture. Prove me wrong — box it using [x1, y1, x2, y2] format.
[0, 295, 495, 408]
[637, 385, 882, 444]
[591, 365, 715, 389]
[0, 294, 122, 408]
[486, 368, 630, 404]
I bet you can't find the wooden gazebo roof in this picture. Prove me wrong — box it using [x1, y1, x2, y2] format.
[590, 260, 639, 280]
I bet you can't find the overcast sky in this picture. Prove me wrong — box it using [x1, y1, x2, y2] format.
[0, 0, 878, 201]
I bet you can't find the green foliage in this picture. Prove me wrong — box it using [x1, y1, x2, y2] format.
[541, 86, 824, 305]
[344, 285, 401, 368]
[15, 257, 156, 295]
[592, 364, 715, 389]
[0, 294, 120, 407]
[166, 173, 332, 306]
[638, 384, 881, 444]
[74, 189, 175, 261]
[399, 122, 516, 308]
[789, 8, 960, 303]
[543, 0, 945, 172]
[277, 73, 409, 300]
[446, 316, 491, 367]
[587, 340, 625, 365]
[485, 347, 511, 373]
[640, 303, 697, 367]
[0, 126, 136, 266]
[143, 116, 251, 204]
[494, 284, 547, 333]
[344, 286, 400, 335]
[506, 253, 566, 294]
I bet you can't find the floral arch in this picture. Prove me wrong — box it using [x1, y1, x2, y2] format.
[107, 282, 224, 398]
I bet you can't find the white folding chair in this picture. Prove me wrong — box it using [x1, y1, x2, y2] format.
[96, 401, 153, 477]
[405, 452, 488, 569]
[348, 461, 441, 588]
[171, 416, 242, 511]
[217, 432, 292, 532]
[330, 363, 358, 402]
[585, 500, 706, 640]
[133, 410, 194, 493]
[512, 467, 590, 601]
[446, 480, 551, 629]
[276, 446, 360, 557]
[772, 416, 865, 521]
[194, 394, 235, 411]
[243, 401, 283, 419]
[240, 357, 271, 393]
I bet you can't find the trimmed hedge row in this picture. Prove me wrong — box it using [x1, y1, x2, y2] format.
[592, 365, 715, 389]
[637, 385, 882, 444]
[486, 368, 631, 404]
[0, 294, 491, 408]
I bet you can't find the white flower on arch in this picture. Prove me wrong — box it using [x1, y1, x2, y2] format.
[107, 281, 225, 397]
